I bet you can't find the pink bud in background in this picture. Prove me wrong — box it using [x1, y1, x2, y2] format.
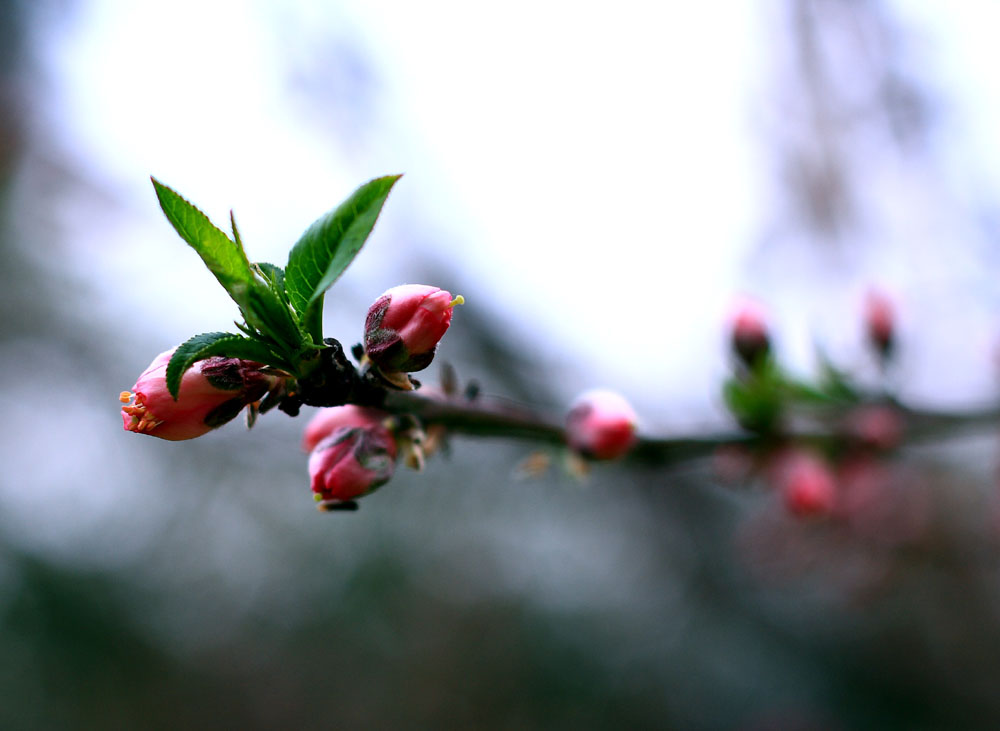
[846, 405, 903, 451]
[729, 300, 770, 367]
[307, 406, 398, 502]
[120, 348, 275, 441]
[777, 451, 837, 518]
[865, 290, 895, 357]
[364, 284, 464, 373]
[565, 389, 638, 460]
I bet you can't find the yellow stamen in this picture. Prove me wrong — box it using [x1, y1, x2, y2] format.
[122, 400, 162, 433]
[448, 294, 465, 307]
[119, 391, 133, 403]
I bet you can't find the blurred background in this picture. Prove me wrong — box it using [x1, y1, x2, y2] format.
[3, 0, 1000, 728]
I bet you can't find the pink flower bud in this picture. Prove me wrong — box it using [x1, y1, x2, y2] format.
[120, 348, 275, 441]
[846, 405, 903, 451]
[302, 404, 393, 452]
[865, 290, 894, 357]
[729, 300, 770, 367]
[777, 451, 836, 518]
[565, 389, 638, 460]
[306, 406, 398, 502]
[364, 284, 463, 373]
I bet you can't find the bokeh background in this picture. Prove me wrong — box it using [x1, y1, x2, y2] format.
[3, 1, 1000, 728]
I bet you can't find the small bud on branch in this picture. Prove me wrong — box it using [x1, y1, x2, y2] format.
[565, 389, 639, 460]
[121, 348, 276, 441]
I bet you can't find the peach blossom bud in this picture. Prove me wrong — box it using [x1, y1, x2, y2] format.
[565, 389, 638, 460]
[729, 301, 770, 367]
[302, 404, 395, 452]
[865, 290, 895, 357]
[364, 284, 463, 373]
[778, 452, 837, 518]
[307, 406, 398, 502]
[846, 405, 903, 451]
[120, 348, 275, 441]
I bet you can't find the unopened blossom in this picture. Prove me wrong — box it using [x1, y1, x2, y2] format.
[729, 300, 770, 367]
[846, 405, 903, 451]
[307, 406, 398, 502]
[364, 284, 463, 373]
[865, 290, 895, 357]
[302, 404, 395, 452]
[120, 348, 276, 441]
[777, 451, 837, 518]
[565, 389, 638, 460]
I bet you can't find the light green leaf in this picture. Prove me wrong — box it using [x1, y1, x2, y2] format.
[151, 178, 254, 300]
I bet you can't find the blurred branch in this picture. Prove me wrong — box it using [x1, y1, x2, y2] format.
[382, 388, 1000, 467]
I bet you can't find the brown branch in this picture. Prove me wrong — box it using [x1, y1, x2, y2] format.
[379, 389, 1000, 468]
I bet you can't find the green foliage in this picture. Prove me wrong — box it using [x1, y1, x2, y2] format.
[165, 332, 279, 400]
[240, 280, 306, 355]
[723, 347, 865, 435]
[152, 180, 306, 354]
[285, 175, 402, 343]
[723, 359, 787, 434]
[254, 262, 291, 307]
[152, 175, 400, 389]
[151, 178, 254, 298]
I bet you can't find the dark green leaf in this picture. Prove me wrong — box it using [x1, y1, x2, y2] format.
[166, 332, 281, 400]
[151, 178, 254, 301]
[285, 175, 402, 341]
[723, 368, 785, 435]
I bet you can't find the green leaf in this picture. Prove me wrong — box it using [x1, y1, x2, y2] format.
[151, 178, 255, 301]
[723, 364, 785, 434]
[240, 281, 305, 355]
[230, 210, 244, 250]
[166, 332, 282, 400]
[285, 175, 402, 341]
[255, 262, 290, 307]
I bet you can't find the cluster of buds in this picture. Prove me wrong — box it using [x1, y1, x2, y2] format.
[727, 291, 898, 371]
[752, 403, 902, 520]
[122, 283, 461, 508]
[120, 349, 278, 441]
